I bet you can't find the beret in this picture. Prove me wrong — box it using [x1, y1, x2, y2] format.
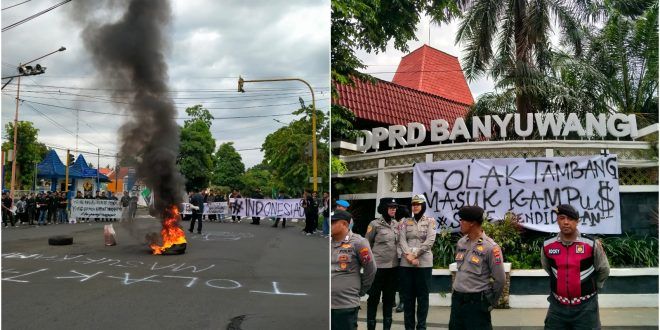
[458, 205, 484, 223]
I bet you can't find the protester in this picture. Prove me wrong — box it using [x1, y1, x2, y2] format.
[215, 192, 226, 222]
[541, 204, 610, 330]
[35, 192, 46, 225]
[448, 205, 506, 330]
[250, 188, 265, 225]
[399, 194, 436, 330]
[129, 192, 138, 219]
[74, 191, 85, 223]
[207, 191, 216, 222]
[322, 191, 330, 238]
[57, 192, 68, 224]
[47, 191, 58, 224]
[120, 191, 130, 221]
[331, 210, 376, 330]
[365, 198, 400, 330]
[302, 190, 318, 236]
[2, 192, 15, 227]
[188, 188, 205, 234]
[229, 189, 242, 223]
[272, 190, 289, 228]
[26, 193, 36, 225]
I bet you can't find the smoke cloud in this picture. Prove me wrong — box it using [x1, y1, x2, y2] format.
[72, 0, 184, 215]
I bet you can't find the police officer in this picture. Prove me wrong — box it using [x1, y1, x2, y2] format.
[399, 194, 436, 330]
[365, 198, 400, 330]
[541, 204, 610, 330]
[449, 205, 505, 330]
[332, 210, 376, 330]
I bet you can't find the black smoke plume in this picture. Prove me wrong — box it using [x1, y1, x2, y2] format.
[73, 0, 184, 216]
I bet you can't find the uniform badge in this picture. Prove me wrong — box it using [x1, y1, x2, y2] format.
[359, 247, 371, 263]
[341, 243, 351, 249]
[366, 225, 373, 234]
[455, 252, 464, 261]
[576, 244, 584, 254]
[476, 245, 484, 252]
[548, 248, 560, 255]
[339, 262, 347, 270]
[338, 254, 349, 262]
[407, 220, 414, 225]
[470, 255, 480, 264]
[493, 247, 502, 265]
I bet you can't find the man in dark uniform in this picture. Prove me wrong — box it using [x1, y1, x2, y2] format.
[541, 204, 610, 330]
[331, 210, 376, 330]
[272, 190, 289, 228]
[449, 205, 506, 330]
[188, 188, 205, 234]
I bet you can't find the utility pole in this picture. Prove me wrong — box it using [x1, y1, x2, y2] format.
[115, 153, 119, 193]
[7, 46, 66, 203]
[65, 149, 70, 193]
[96, 148, 100, 192]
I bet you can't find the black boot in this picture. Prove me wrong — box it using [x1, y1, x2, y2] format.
[367, 319, 377, 330]
[383, 317, 393, 330]
[395, 301, 404, 313]
[272, 219, 279, 227]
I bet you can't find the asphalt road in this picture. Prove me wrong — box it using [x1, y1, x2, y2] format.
[2, 211, 329, 329]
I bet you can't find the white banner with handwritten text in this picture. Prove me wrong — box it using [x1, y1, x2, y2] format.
[413, 155, 621, 234]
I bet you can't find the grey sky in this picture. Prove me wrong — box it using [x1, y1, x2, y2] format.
[2, 0, 330, 170]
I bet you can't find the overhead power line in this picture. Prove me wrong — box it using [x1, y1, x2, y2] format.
[2, 0, 31, 11]
[2, 0, 71, 32]
[15, 99, 303, 120]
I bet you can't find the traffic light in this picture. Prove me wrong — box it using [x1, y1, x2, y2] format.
[238, 76, 245, 93]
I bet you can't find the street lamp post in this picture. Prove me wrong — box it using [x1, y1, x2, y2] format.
[8, 46, 66, 201]
[238, 76, 319, 192]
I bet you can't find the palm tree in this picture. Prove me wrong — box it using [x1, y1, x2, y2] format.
[454, 0, 595, 128]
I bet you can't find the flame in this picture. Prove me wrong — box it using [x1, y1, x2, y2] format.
[150, 205, 187, 255]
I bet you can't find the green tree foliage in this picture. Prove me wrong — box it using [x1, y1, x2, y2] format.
[241, 165, 273, 196]
[212, 142, 245, 190]
[2, 121, 48, 190]
[331, 155, 348, 175]
[262, 104, 329, 194]
[177, 105, 216, 191]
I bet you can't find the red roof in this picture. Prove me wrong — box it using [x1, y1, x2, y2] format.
[335, 77, 470, 128]
[107, 167, 131, 181]
[392, 45, 474, 105]
[99, 168, 112, 176]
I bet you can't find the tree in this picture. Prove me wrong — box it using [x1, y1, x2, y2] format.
[241, 165, 272, 196]
[212, 142, 245, 190]
[455, 0, 593, 128]
[177, 105, 216, 191]
[262, 104, 329, 193]
[2, 121, 48, 190]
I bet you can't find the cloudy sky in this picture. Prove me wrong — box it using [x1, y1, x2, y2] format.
[1, 0, 330, 169]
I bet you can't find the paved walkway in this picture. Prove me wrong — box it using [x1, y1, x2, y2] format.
[358, 302, 659, 329]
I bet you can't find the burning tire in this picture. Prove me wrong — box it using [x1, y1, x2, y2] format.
[48, 235, 73, 246]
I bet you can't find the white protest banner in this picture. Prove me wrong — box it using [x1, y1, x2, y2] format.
[413, 155, 621, 234]
[71, 199, 123, 219]
[228, 198, 306, 218]
[181, 202, 228, 215]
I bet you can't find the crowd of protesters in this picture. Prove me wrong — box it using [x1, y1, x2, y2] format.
[181, 187, 331, 238]
[1, 190, 136, 227]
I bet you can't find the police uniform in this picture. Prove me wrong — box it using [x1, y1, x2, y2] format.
[541, 230, 610, 329]
[399, 208, 436, 330]
[449, 231, 506, 329]
[332, 231, 377, 330]
[365, 214, 399, 330]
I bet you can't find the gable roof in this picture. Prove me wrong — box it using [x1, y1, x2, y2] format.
[334, 77, 471, 128]
[392, 45, 474, 105]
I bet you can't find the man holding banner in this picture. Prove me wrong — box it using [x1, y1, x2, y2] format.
[541, 204, 610, 330]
